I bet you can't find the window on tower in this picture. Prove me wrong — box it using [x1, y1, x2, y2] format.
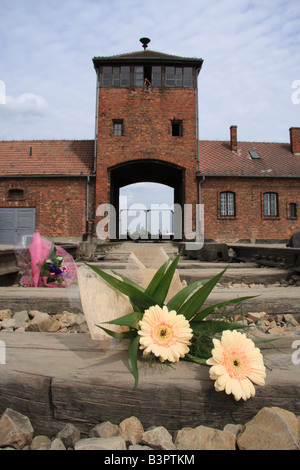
[113, 120, 124, 136]
[133, 66, 162, 87]
[101, 65, 193, 88]
[171, 120, 183, 137]
[102, 66, 130, 87]
[165, 67, 193, 87]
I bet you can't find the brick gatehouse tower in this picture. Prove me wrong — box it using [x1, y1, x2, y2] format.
[92, 38, 203, 240]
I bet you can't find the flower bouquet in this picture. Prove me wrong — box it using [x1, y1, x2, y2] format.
[40, 243, 70, 287]
[17, 232, 77, 288]
[85, 248, 266, 401]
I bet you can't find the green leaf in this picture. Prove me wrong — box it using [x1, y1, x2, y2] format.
[129, 334, 140, 387]
[184, 354, 208, 366]
[85, 263, 156, 311]
[110, 270, 145, 293]
[177, 267, 228, 321]
[95, 325, 137, 339]
[49, 242, 56, 259]
[144, 258, 171, 297]
[148, 249, 183, 306]
[190, 320, 249, 334]
[192, 295, 259, 323]
[101, 311, 143, 329]
[166, 279, 209, 312]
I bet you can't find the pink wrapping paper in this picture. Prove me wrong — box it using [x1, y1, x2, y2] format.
[24, 232, 77, 288]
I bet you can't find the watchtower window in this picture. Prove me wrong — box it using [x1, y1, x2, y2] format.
[134, 66, 144, 87]
[166, 66, 193, 87]
[171, 120, 183, 137]
[134, 66, 162, 87]
[152, 66, 162, 86]
[113, 120, 123, 136]
[183, 67, 193, 87]
[102, 66, 130, 87]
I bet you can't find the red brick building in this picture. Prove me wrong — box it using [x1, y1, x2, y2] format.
[0, 40, 299, 244]
[0, 140, 95, 244]
[199, 126, 300, 242]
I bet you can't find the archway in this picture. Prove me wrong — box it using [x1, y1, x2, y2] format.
[109, 159, 185, 241]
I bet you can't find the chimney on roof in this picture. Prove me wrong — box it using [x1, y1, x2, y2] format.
[230, 125, 238, 152]
[290, 127, 300, 155]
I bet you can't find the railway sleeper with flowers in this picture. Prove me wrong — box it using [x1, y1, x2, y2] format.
[85, 248, 267, 401]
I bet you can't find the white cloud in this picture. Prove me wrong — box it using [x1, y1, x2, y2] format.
[2, 93, 48, 117]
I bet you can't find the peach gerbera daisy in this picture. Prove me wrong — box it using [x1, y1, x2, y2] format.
[206, 329, 266, 401]
[138, 305, 193, 363]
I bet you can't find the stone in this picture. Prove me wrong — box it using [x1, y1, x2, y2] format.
[0, 408, 34, 450]
[13, 310, 30, 323]
[237, 406, 300, 450]
[128, 444, 153, 450]
[30, 435, 52, 450]
[175, 425, 236, 450]
[267, 326, 284, 336]
[1, 310, 29, 330]
[0, 309, 12, 320]
[223, 423, 245, 438]
[50, 438, 66, 450]
[56, 423, 81, 449]
[118, 416, 144, 445]
[284, 314, 299, 327]
[0, 318, 21, 330]
[46, 319, 62, 332]
[89, 421, 119, 438]
[74, 436, 127, 450]
[141, 426, 176, 450]
[25, 312, 54, 332]
[247, 312, 267, 323]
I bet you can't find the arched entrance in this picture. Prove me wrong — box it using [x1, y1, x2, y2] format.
[120, 182, 174, 239]
[109, 159, 185, 241]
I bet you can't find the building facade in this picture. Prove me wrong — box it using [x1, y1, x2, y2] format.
[0, 40, 299, 245]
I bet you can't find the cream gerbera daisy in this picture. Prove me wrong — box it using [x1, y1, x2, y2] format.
[206, 329, 266, 401]
[138, 305, 193, 363]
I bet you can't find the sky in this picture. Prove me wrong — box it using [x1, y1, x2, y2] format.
[0, 0, 300, 232]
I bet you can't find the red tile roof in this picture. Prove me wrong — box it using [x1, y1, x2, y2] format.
[199, 140, 300, 178]
[0, 140, 94, 176]
[1, 138, 299, 179]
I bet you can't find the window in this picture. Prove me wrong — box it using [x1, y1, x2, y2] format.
[134, 66, 144, 87]
[171, 120, 183, 136]
[133, 66, 162, 87]
[165, 67, 193, 87]
[8, 189, 24, 200]
[287, 203, 297, 219]
[264, 192, 278, 217]
[220, 191, 235, 216]
[183, 67, 193, 87]
[101, 65, 192, 88]
[120, 66, 130, 86]
[102, 66, 130, 87]
[249, 151, 260, 160]
[152, 66, 162, 86]
[165, 67, 175, 86]
[113, 120, 123, 136]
